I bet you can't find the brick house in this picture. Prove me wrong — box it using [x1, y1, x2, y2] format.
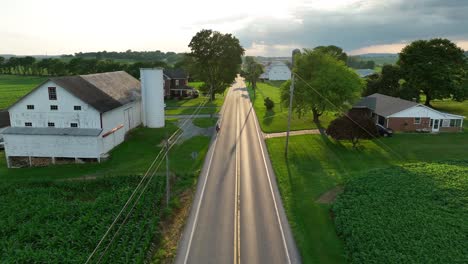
[163, 69, 196, 98]
[353, 93, 464, 133]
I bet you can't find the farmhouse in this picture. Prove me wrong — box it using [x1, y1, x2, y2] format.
[260, 61, 291, 81]
[354, 93, 464, 132]
[163, 69, 196, 98]
[1, 69, 165, 168]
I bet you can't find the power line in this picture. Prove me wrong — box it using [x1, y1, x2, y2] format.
[86, 93, 215, 263]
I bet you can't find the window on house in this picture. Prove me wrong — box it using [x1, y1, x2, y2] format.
[27, 105, 34, 110]
[48, 87, 57, 100]
[74, 105, 82, 111]
[50, 105, 58, 110]
[48, 122, 55, 127]
[455, 119, 462, 127]
[70, 123, 78, 128]
[414, 117, 421, 124]
[25, 122, 32, 127]
[175, 79, 179, 86]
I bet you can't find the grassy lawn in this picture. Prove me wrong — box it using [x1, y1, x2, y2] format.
[266, 133, 468, 263]
[0, 123, 212, 263]
[431, 99, 468, 129]
[248, 82, 335, 133]
[193, 118, 217, 128]
[0, 74, 47, 109]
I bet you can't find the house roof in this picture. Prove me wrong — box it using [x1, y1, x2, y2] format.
[2, 127, 102, 136]
[354, 93, 418, 117]
[163, 69, 188, 80]
[355, 69, 376, 78]
[10, 71, 141, 113]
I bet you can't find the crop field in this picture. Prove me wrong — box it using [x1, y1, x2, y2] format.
[266, 133, 468, 263]
[0, 75, 46, 109]
[248, 82, 335, 133]
[333, 162, 468, 263]
[0, 125, 211, 263]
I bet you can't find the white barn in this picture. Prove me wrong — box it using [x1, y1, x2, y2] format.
[2, 69, 164, 168]
[264, 61, 291, 81]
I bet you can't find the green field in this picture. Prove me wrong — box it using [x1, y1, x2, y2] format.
[334, 162, 467, 263]
[248, 82, 335, 133]
[0, 75, 46, 109]
[0, 124, 211, 262]
[266, 133, 468, 263]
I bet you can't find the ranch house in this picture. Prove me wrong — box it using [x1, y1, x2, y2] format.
[353, 93, 464, 133]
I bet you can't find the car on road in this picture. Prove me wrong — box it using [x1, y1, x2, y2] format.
[376, 124, 393, 137]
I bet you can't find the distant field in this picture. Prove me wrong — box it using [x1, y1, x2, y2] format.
[0, 75, 46, 109]
[266, 132, 468, 263]
[356, 55, 398, 66]
[248, 82, 335, 133]
[0, 124, 211, 263]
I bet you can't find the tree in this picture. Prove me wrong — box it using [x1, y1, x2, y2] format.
[264, 97, 274, 110]
[326, 111, 378, 148]
[243, 56, 264, 97]
[398, 38, 466, 106]
[188, 29, 245, 100]
[363, 65, 401, 97]
[281, 49, 364, 125]
[314, 45, 348, 63]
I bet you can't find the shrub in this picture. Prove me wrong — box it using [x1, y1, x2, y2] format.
[326, 111, 378, 148]
[264, 97, 275, 110]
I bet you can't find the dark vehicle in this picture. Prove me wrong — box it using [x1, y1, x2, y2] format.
[376, 124, 393, 137]
[0, 138, 4, 150]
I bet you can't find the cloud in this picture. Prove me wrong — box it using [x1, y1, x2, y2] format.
[237, 0, 468, 56]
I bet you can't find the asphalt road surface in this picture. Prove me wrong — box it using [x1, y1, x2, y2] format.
[175, 77, 300, 264]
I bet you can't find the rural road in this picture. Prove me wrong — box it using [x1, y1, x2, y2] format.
[175, 77, 301, 264]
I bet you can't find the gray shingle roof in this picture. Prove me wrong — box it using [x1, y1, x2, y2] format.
[163, 69, 188, 79]
[354, 93, 418, 117]
[2, 127, 102, 136]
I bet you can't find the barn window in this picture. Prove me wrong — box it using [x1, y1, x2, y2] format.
[48, 87, 57, 100]
[414, 117, 421, 124]
[74, 105, 82, 111]
[50, 105, 58, 110]
[175, 80, 180, 86]
[48, 122, 55, 127]
[27, 105, 34, 110]
[25, 122, 32, 127]
[70, 123, 78, 128]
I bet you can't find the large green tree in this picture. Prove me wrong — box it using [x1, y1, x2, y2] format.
[281, 49, 364, 125]
[314, 45, 348, 63]
[398, 38, 466, 106]
[363, 64, 402, 97]
[188, 29, 245, 100]
[243, 56, 264, 98]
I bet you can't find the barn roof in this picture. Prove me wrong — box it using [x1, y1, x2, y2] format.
[9, 71, 141, 113]
[2, 127, 102, 136]
[354, 93, 418, 117]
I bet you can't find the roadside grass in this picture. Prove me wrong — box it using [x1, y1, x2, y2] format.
[0, 74, 47, 109]
[248, 82, 335, 133]
[192, 118, 217, 128]
[0, 122, 212, 263]
[266, 133, 468, 263]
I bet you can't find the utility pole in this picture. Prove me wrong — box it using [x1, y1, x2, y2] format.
[166, 136, 170, 208]
[285, 49, 301, 158]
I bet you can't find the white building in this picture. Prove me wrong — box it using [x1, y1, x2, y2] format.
[261, 61, 291, 81]
[1, 69, 164, 168]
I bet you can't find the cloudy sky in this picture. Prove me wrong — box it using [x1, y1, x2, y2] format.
[1, 0, 467, 56]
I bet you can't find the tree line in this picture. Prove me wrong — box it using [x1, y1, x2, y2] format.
[73, 50, 184, 64]
[0, 56, 168, 78]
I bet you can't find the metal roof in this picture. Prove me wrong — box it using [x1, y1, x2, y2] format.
[355, 69, 376, 78]
[163, 69, 188, 79]
[1, 127, 102, 136]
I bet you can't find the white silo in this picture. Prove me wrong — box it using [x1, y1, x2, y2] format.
[140, 68, 165, 128]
